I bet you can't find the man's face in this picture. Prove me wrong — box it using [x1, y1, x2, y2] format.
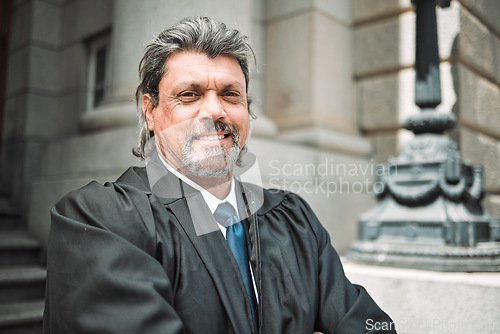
[143, 51, 250, 179]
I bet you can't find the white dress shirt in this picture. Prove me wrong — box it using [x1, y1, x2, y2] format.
[157, 156, 238, 238]
[157, 155, 259, 301]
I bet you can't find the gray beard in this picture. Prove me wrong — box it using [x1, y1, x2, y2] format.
[181, 131, 240, 178]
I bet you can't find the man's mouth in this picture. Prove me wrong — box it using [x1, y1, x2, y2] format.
[194, 133, 230, 141]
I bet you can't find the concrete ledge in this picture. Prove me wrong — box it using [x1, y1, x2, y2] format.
[40, 126, 143, 177]
[278, 127, 372, 156]
[342, 259, 500, 334]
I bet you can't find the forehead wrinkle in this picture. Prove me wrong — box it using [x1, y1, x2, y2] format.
[171, 79, 245, 92]
[176, 81, 202, 90]
[220, 83, 245, 91]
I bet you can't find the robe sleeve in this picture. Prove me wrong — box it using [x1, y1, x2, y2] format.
[43, 181, 185, 334]
[294, 194, 396, 334]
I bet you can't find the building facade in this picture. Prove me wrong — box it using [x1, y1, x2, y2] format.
[1, 0, 499, 257]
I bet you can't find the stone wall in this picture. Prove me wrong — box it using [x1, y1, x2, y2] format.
[452, 0, 500, 219]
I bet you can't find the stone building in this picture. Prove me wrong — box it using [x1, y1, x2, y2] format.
[0, 0, 498, 332]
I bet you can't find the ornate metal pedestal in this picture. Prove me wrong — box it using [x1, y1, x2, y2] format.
[348, 112, 500, 271]
[347, 0, 500, 272]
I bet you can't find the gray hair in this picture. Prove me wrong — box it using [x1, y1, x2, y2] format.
[133, 16, 256, 159]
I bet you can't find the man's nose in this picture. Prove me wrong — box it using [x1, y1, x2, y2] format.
[199, 92, 225, 120]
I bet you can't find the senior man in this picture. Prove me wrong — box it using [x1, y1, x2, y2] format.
[43, 16, 396, 334]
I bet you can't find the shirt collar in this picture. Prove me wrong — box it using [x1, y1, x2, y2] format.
[157, 154, 239, 217]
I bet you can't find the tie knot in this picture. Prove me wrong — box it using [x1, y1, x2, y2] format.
[214, 202, 238, 227]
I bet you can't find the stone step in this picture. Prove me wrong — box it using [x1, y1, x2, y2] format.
[0, 231, 41, 267]
[0, 266, 46, 303]
[0, 212, 22, 230]
[0, 300, 43, 334]
[0, 196, 21, 229]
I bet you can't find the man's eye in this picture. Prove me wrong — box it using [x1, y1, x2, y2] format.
[178, 91, 199, 101]
[223, 91, 241, 100]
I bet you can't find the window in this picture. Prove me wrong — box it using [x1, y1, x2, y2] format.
[87, 32, 111, 109]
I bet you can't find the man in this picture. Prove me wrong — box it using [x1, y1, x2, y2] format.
[43, 16, 396, 334]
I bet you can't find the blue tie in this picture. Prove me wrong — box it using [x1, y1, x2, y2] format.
[214, 202, 257, 328]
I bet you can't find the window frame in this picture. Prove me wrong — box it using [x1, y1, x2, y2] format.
[86, 32, 112, 109]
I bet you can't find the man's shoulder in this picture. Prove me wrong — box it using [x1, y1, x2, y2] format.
[54, 166, 149, 210]
[50, 166, 157, 252]
[257, 187, 326, 241]
[257, 187, 308, 215]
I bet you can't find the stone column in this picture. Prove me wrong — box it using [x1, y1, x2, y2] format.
[251, 0, 379, 254]
[264, 0, 370, 155]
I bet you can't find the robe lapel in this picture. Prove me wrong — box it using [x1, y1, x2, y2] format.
[164, 191, 255, 334]
[142, 153, 258, 333]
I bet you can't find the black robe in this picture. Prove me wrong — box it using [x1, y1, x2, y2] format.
[43, 165, 396, 334]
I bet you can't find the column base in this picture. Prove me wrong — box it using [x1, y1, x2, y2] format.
[80, 101, 138, 132]
[250, 115, 278, 137]
[279, 127, 371, 156]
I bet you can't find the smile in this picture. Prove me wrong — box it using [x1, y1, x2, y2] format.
[195, 133, 230, 141]
[197, 135, 225, 140]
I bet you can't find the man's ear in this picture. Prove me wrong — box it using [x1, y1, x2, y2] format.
[142, 93, 155, 131]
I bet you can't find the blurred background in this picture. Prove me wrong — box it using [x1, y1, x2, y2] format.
[0, 0, 498, 333]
